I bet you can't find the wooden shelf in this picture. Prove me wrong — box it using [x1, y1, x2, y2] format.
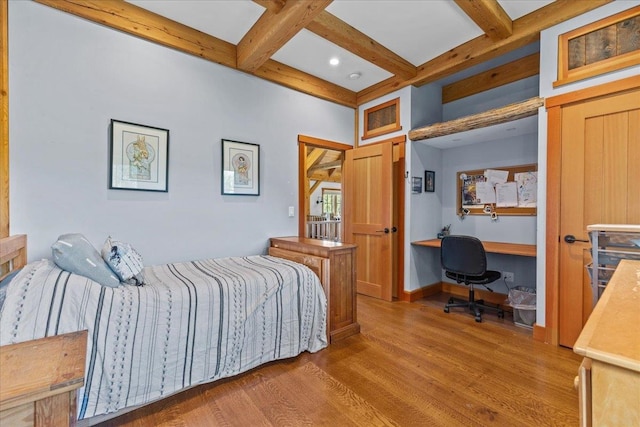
[408, 97, 543, 145]
[412, 238, 536, 257]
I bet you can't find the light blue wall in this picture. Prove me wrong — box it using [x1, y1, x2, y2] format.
[8, 2, 354, 265]
[407, 84, 444, 291]
[409, 75, 538, 293]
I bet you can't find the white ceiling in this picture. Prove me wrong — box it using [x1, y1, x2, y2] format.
[126, 0, 554, 92]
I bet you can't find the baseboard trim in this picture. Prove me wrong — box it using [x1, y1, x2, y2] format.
[402, 282, 442, 302]
[532, 324, 545, 342]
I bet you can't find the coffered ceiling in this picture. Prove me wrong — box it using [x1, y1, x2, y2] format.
[34, 0, 612, 108]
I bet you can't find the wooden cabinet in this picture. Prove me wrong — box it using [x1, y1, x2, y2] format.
[269, 237, 360, 342]
[573, 260, 640, 427]
[0, 331, 87, 427]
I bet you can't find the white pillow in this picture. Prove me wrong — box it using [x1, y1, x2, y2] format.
[51, 233, 121, 287]
[101, 237, 145, 286]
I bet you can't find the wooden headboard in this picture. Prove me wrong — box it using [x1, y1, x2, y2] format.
[0, 234, 27, 280]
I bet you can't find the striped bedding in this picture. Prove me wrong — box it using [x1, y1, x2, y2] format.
[0, 255, 327, 420]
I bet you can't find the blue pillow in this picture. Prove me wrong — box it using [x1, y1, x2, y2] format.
[51, 233, 120, 287]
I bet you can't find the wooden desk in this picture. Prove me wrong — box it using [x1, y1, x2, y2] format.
[573, 260, 640, 427]
[412, 238, 536, 257]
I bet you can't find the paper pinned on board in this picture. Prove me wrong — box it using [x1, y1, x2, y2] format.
[485, 169, 509, 186]
[515, 171, 537, 207]
[476, 181, 496, 204]
[495, 182, 518, 207]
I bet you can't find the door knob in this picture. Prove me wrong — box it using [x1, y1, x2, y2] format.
[564, 235, 589, 244]
[376, 228, 390, 234]
[391, 226, 398, 233]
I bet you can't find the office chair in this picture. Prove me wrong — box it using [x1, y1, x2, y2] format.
[441, 235, 504, 322]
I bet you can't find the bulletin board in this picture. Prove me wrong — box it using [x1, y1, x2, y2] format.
[457, 163, 538, 216]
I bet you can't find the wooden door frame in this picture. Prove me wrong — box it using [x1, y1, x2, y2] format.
[297, 135, 353, 239]
[544, 75, 640, 346]
[1, 0, 9, 239]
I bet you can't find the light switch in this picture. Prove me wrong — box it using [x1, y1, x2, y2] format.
[288, 206, 295, 217]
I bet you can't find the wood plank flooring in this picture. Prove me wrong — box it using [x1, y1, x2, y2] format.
[95, 294, 581, 426]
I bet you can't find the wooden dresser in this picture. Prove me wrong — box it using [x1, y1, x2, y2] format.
[573, 260, 640, 427]
[269, 237, 360, 343]
[0, 331, 87, 427]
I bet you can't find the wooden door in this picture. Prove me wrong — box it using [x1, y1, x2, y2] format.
[558, 88, 640, 348]
[344, 142, 394, 301]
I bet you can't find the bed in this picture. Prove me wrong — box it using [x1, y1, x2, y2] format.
[0, 234, 328, 425]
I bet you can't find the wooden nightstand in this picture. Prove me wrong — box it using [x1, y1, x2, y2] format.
[270, 237, 360, 343]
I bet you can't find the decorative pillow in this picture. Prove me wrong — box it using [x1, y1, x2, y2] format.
[51, 233, 121, 288]
[101, 237, 145, 286]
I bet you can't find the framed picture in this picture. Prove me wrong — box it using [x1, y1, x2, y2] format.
[412, 176, 422, 194]
[109, 119, 169, 192]
[222, 139, 260, 196]
[425, 170, 435, 192]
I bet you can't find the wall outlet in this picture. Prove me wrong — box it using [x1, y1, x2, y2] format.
[503, 271, 515, 283]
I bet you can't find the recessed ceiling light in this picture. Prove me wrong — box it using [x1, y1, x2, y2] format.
[329, 57, 339, 66]
[348, 72, 361, 80]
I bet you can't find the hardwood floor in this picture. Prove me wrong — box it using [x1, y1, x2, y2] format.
[95, 294, 581, 426]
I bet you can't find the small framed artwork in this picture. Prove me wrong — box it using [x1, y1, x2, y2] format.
[110, 119, 169, 192]
[412, 176, 422, 194]
[221, 139, 260, 196]
[425, 170, 435, 192]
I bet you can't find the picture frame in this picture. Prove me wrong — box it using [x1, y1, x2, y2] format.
[412, 177, 422, 194]
[109, 119, 169, 192]
[221, 139, 260, 196]
[425, 170, 435, 192]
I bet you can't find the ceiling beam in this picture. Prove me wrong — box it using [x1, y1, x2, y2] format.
[32, 0, 613, 109]
[357, 0, 612, 105]
[34, 0, 238, 66]
[33, 0, 357, 108]
[255, 1, 416, 80]
[308, 179, 322, 196]
[308, 160, 342, 175]
[255, 59, 357, 107]
[306, 148, 327, 170]
[454, 0, 512, 41]
[306, 11, 417, 80]
[442, 52, 540, 104]
[237, 0, 332, 73]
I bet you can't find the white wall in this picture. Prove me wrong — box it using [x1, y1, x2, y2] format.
[535, 0, 640, 326]
[9, 2, 353, 265]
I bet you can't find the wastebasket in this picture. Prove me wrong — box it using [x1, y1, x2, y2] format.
[507, 286, 536, 329]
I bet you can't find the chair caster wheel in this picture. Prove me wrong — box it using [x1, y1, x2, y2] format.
[498, 311, 504, 319]
[447, 297, 454, 304]
[444, 307, 450, 313]
[475, 316, 482, 322]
